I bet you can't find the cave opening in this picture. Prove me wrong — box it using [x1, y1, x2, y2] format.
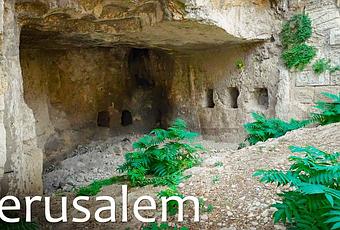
[97, 111, 110, 128]
[228, 87, 239, 109]
[255, 88, 269, 109]
[128, 48, 155, 89]
[19, 28, 173, 170]
[121, 110, 133, 126]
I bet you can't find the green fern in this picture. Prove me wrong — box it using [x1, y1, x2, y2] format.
[254, 146, 340, 229]
[310, 92, 340, 125]
[117, 119, 203, 187]
[243, 113, 308, 146]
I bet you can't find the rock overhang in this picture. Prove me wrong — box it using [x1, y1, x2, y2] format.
[16, 0, 276, 51]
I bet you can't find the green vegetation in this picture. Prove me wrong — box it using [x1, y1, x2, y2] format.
[214, 161, 223, 167]
[281, 44, 316, 70]
[198, 198, 214, 213]
[0, 220, 39, 230]
[212, 175, 220, 184]
[76, 176, 126, 196]
[142, 223, 188, 230]
[310, 92, 340, 125]
[280, 14, 312, 48]
[157, 186, 185, 216]
[243, 113, 308, 146]
[280, 13, 340, 74]
[313, 59, 331, 74]
[205, 204, 214, 213]
[254, 146, 340, 229]
[241, 92, 340, 146]
[235, 59, 245, 71]
[280, 13, 316, 70]
[117, 119, 203, 187]
[313, 58, 340, 75]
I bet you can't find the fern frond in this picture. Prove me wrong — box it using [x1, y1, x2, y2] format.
[255, 146, 340, 229]
[118, 118, 202, 187]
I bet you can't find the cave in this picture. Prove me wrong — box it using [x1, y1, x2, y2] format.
[255, 88, 269, 109]
[227, 87, 240, 109]
[121, 110, 133, 126]
[20, 29, 174, 168]
[0, 0, 289, 197]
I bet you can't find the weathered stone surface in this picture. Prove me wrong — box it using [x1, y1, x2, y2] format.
[0, 0, 339, 196]
[295, 71, 331, 87]
[1, 0, 42, 196]
[184, 0, 277, 40]
[330, 28, 340, 45]
[15, 0, 278, 50]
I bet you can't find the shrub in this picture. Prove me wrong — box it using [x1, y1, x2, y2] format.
[310, 92, 340, 125]
[254, 146, 340, 229]
[117, 119, 203, 187]
[313, 58, 331, 75]
[281, 43, 316, 70]
[280, 13, 316, 70]
[280, 13, 312, 48]
[243, 113, 308, 145]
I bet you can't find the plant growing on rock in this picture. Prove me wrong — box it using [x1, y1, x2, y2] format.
[235, 59, 245, 71]
[310, 92, 340, 126]
[280, 13, 316, 70]
[243, 113, 308, 146]
[117, 119, 203, 187]
[280, 13, 312, 48]
[313, 59, 340, 75]
[254, 146, 340, 229]
[281, 43, 316, 70]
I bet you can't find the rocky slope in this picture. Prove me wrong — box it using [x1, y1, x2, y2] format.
[40, 122, 340, 229]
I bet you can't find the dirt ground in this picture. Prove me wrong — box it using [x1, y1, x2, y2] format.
[36, 123, 340, 229]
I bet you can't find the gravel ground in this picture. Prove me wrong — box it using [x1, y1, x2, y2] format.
[43, 135, 138, 194]
[40, 123, 340, 230]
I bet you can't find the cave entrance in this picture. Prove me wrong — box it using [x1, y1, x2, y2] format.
[20, 29, 173, 169]
[121, 110, 133, 126]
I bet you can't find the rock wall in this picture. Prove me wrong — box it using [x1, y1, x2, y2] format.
[166, 42, 281, 142]
[276, 0, 340, 120]
[20, 47, 175, 166]
[0, 0, 42, 196]
[0, 0, 339, 195]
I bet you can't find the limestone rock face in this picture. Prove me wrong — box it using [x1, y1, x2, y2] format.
[0, 0, 339, 196]
[16, 0, 278, 50]
[184, 0, 276, 40]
